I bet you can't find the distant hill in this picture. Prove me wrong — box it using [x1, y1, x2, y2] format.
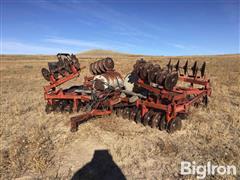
[78, 49, 143, 57]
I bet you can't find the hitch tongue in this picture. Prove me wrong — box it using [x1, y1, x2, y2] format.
[70, 113, 92, 132]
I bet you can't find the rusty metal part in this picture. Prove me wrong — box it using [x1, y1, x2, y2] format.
[132, 59, 180, 90]
[148, 64, 161, 83]
[134, 59, 146, 76]
[89, 57, 115, 75]
[96, 60, 104, 74]
[94, 60, 102, 74]
[93, 71, 123, 90]
[139, 62, 152, 80]
[164, 72, 178, 90]
[90, 63, 97, 75]
[103, 57, 114, 70]
[155, 70, 168, 85]
[70, 109, 112, 132]
[70, 113, 92, 132]
[98, 60, 106, 72]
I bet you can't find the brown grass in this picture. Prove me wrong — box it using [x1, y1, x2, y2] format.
[0, 54, 240, 179]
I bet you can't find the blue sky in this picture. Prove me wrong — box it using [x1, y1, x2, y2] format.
[1, 0, 239, 55]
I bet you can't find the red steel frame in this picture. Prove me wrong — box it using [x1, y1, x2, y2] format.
[134, 75, 211, 123]
[43, 63, 211, 131]
[43, 65, 92, 111]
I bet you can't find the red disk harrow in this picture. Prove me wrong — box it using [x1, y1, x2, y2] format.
[42, 54, 211, 133]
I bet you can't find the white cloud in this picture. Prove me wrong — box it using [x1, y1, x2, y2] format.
[44, 37, 138, 50]
[2, 41, 67, 54]
[44, 38, 105, 48]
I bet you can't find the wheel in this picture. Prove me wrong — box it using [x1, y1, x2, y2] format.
[135, 110, 142, 124]
[150, 113, 160, 128]
[167, 117, 182, 133]
[159, 114, 167, 131]
[143, 110, 154, 126]
[45, 104, 53, 114]
[41, 68, 50, 81]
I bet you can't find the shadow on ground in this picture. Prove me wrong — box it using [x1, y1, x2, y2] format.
[71, 149, 126, 180]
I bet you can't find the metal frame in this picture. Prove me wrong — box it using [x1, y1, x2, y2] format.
[43, 57, 211, 133]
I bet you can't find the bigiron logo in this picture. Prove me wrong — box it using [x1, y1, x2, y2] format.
[180, 161, 237, 179]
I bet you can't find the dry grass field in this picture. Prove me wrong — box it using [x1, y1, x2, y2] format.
[0, 52, 240, 179]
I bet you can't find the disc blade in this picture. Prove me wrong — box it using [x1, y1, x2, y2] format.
[183, 60, 188, 75]
[200, 62, 206, 77]
[167, 59, 172, 70]
[191, 61, 197, 76]
[175, 60, 180, 71]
